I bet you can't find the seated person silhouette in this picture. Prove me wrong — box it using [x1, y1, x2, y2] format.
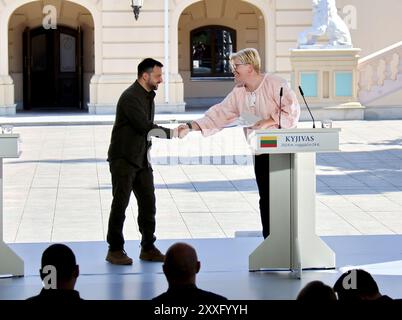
[333, 269, 393, 301]
[152, 242, 227, 302]
[27, 243, 83, 301]
[297, 280, 337, 301]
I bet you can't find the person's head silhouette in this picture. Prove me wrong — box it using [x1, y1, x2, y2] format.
[40, 243, 79, 290]
[297, 281, 337, 301]
[162, 242, 200, 287]
[333, 269, 385, 301]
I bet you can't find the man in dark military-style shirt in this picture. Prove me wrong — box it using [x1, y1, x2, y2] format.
[106, 58, 183, 265]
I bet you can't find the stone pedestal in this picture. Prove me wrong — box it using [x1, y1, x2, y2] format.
[290, 48, 364, 121]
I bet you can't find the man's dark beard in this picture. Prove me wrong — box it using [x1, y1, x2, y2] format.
[148, 80, 158, 91]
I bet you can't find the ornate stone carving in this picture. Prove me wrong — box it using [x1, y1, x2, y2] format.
[377, 59, 386, 86]
[298, 0, 352, 48]
[390, 53, 400, 81]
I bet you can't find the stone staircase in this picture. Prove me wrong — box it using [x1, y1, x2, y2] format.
[358, 41, 402, 105]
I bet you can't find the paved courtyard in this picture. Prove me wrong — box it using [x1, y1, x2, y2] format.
[3, 119, 402, 243]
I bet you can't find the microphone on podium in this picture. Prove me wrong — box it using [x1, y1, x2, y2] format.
[298, 86, 316, 129]
[278, 87, 283, 129]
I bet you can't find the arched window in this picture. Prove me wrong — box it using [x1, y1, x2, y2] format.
[190, 26, 236, 78]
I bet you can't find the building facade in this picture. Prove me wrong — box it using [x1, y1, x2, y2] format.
[0, 0, 402, 117]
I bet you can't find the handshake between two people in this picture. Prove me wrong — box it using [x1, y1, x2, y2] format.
[172, 122, 198, 139]
[171, 117, 275, 139]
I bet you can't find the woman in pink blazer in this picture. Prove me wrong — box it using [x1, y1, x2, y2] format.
[179, 48, 301, 238]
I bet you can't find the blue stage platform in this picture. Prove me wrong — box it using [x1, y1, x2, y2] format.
[1, 235, 402, 300]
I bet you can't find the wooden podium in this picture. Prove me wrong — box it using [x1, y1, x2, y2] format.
[0, 134, 24, 276]
[247, 128, 340, 275]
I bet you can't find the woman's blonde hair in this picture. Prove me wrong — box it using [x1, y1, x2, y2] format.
[230, 48, 261, 73]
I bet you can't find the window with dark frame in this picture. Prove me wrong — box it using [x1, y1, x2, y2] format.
[190, 25, 236, 78]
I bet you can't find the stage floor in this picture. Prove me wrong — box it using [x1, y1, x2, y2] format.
[1, 235, 402, 300]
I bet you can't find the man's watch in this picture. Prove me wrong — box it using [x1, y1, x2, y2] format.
[186, 122, 193, 130]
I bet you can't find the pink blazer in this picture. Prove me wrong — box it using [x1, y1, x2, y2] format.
[194, 74, 301, 136]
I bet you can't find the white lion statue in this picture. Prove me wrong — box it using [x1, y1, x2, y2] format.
[298, 0, 352, 48]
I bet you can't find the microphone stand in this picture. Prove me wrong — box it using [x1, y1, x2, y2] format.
[298, 86, 316, 129]
[278, 87, 283, 129]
